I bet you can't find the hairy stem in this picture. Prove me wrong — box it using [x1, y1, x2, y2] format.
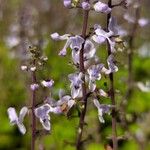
[106, 1, 118, 150]
[31, 60, 37, 150]
[76, 1, 90, 149]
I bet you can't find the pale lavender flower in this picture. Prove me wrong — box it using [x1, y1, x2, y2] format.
[57, 95, 75, 113]
[7, 107, 28, 134]
[50, 106, 62, 114]
[51, 33, 84, 56]
[59, 35, 84, 56]
[30, 83, 39, 91]
[45, 91, 75, 114]
[93, 99, 112, 123]
[92, 18, 118, 52]
[5, 35, 20, 48]
[87, 64, 104, 91]
[59, 38, 72, 56]
[68, 72, 83, 98]
[124, 13, 135, 23]
[41, 79, 54, 88]
[34, 104, 51, 130]
[70, 35, 84, 53]
[107, 54, 118, 74]
[138, 18, 149, 27]
[84, 40, 96, 60]
[81, 2, 91, 10]
[93, 1, 111, 14]
[102, 54, 118, 74]
[108, 17, 119, 36]
[50, 32, 70, 41]
[72, 39, 96, 64]
[63, 0, 72, 8]
[92, 31, 115, 52]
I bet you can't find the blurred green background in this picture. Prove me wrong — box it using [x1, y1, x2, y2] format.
[0, 0, 150, 149]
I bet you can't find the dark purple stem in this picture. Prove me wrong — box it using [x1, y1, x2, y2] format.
[107, 0, 118, 150]
[76, 0, 90, 149]
[31, 60, 37, 150]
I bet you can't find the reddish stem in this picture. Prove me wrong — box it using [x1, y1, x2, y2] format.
[76, 0, 90, 149]
[31, 60, 37, 150]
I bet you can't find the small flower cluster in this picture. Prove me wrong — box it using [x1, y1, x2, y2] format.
[7, 46, 76, 133]
[7, 0, 126, 139]
[63, 0, 112, 14]
[49, 0, 127, 125]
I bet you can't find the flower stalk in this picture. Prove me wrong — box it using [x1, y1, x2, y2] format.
[76, 0, 90, 149]
[106, 0, 118, 150]
[31, 58, 37, 150]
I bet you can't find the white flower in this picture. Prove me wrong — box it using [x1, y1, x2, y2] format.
[93, 99, 112, 123]
[30, 66, 36, 72]
[68, 72, 83, 99]
[99, 89, 108, 97]
[7, 107, 28, 134]
[93, 1, 111, 14]
[41, 79, 54, 88]
[21, 65, 28, 71]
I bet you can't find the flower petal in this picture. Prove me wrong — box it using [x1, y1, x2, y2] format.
[107, 54, 118, 73]
[7, 107, 18, 125]
[59, 38, 72, 56]
[108, 17, 119, 35]
[41, 79, 54, 88]
[70, 35, 84, 53]
[99, 89, 108, 97]
[19, 107, 28, 123]
[93, 1, 111, 14]
[93, 99, 101, 108]
[40, 118, 51, 131]
[57, 95, 71, 105]
[81, 2, 91, 10]
[84, 40, 96, 60]
[98, 109, 105, 123]
[34, 104, 51, 119]
[89, 80, 96, 92]
[63, 0, 72, 8]
[17, 123, 26, 134]
[50, 32, 70, 41]
[71, 86, 81, 99]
